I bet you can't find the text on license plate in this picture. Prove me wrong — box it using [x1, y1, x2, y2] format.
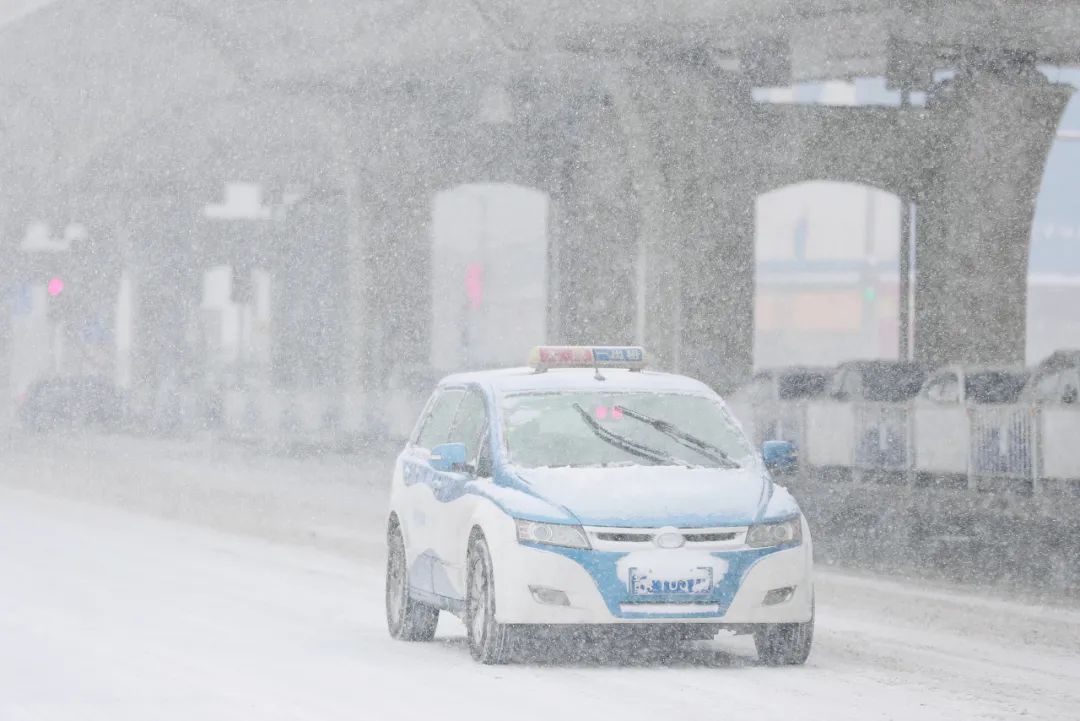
[629, 567, 713, 596]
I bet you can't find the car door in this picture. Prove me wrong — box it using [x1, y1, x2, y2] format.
[806, 368, 855, 466]
[402, 387, 464, 597]
[916, 370, 966, 473]
[1031, 369, 1063, 404]
[430, 386, 491, 600]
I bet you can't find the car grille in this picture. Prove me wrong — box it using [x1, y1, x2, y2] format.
[683, 531, 737, 542]
[584, 525, 747, 551]
[594, 531, 654, 543]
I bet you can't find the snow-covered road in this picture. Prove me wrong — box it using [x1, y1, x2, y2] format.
[2, 436, 1079, 720]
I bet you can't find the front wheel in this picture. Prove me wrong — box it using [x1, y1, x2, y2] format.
[754, 608, 814, 666]
[385, 524, 438, 642]
[466, 536, 515, 664]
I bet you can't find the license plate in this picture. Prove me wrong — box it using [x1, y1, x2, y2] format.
[629, 567, 713, 596]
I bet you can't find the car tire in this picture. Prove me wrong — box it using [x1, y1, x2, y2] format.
[754, 605, 814, 666]
[385, 524, 439, 642]
[466, 535, 514, 664]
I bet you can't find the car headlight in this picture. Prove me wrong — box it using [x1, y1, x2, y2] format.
[515, 520, 591, 550]
[746, 517, 802, 548]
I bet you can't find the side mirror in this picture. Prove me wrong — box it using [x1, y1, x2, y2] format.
[430, 442, 469, 473]
[762, 440, 798, 474]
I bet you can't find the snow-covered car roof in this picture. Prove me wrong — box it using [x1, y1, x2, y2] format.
[438, 367, 716, 396]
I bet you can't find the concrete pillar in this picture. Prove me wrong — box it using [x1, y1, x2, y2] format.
[914, 61, 1072, 366]
[342, 187, 432, 390]
[547, 182, 638, 348]
[609, 62, 758, 392]
[270, 190, 349, 389]
[342, 185, 375, 393]
[127, 198, 202, 428]
[377, 192, 431, 381]
[605, 67, 680, 368]
[541, 83, 639, 349]
[677, 80, 758, 395]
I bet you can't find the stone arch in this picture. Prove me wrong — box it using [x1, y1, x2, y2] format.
[377, 70, 640, 367]
[753, 105, 925, 199]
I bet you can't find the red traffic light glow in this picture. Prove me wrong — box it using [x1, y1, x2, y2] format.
[47, 277, 65, 297]
[465, 263, 483, 309]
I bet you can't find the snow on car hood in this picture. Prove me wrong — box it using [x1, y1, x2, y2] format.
[509, 464, 773, 528]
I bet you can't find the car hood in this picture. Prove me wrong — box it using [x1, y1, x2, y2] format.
[509, 464, 774, 528]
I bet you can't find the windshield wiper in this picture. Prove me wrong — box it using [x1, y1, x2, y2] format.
[571, 403, 693, 468]
[614, 405, 741, 469]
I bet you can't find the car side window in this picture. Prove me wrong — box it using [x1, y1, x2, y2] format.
[475, 434, 494, 478]
[416, 389, 465, 449]
[831, 370, 859, 401]
[843, 372, 861, 400]
[827, 371, 847, 400]
[926, 373, 960, 403]
[447, 388, 489, 463]
[1033, 370, 1062, 403]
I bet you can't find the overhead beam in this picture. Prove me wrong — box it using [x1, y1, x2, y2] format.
[753, 104, 929, 197]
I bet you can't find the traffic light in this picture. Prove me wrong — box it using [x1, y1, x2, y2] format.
[21, 223, 119, 341]
[43, 238, 116, 340]
[45, 269, 76, 323]
[465, 262, 484, 309]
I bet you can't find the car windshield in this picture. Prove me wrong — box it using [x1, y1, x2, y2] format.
[501, 390, 753, 469]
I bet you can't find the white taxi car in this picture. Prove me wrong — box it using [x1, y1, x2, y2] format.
[385, 346, 812, 664]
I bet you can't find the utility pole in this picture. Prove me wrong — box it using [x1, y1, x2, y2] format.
[898, 87, 913, 361]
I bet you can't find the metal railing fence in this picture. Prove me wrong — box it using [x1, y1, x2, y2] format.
[743, 399, 1077, 492]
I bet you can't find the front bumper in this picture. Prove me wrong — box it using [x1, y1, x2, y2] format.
[491, 531, 813, 625]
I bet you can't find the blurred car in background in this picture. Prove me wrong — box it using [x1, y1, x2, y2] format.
[18, 376, 124, 432]
[727, 367, 834, 407]
[817, 361, 927, 472]
[912, 365, 1030, 484]
[1022, 349, 1080, 405]
[917, 365, 1029, 406]
[826, 360, 928, 403]
[727, 367, 834, 449]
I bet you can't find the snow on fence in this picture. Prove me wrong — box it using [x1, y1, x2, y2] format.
[742, 400, 1080, 492]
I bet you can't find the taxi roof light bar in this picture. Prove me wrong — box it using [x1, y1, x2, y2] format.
[529, 346, 646, 373]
